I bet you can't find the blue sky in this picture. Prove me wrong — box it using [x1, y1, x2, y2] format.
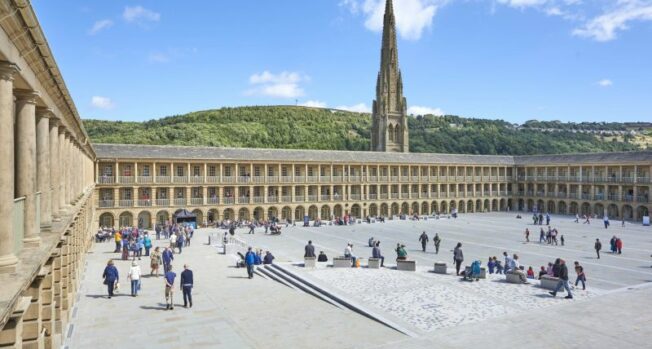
[32, 0, 652, 123]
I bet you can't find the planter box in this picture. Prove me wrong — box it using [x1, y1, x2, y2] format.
[368, 258, 381, 269]
[304, 257, 316, 268]
[333, 257, 351, 268]
[397, 260, 416, 271]
[434, 262, 448, 274]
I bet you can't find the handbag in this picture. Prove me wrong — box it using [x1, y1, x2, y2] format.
[103, 279, 108, 285]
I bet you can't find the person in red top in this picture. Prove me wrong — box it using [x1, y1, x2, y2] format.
[527, 266, 535, 279]
[616, 238, 623, 254]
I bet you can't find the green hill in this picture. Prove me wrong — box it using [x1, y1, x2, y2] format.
[83, 106, 650, 155]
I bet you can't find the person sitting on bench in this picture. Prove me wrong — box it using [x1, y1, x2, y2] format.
[372, 241, 385, 267]
[368, 237, 375, 247]
[344, 243, 357, 267]
[396, 244, 408, 261]
[317, 251, 328, 262]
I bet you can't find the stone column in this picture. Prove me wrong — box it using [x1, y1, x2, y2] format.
[15, 89, 41, 247]
[36, 107, 52, 231]
[0, 61, 19, 273]
[64, 133, 71, 207]
[49, 118, 61, 221]
[58, 128, 68, 214]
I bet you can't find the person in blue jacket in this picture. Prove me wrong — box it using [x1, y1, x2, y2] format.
[245, 247, 256, 279]
[102, 259, 119, 299]
[162, 247, 174, 273]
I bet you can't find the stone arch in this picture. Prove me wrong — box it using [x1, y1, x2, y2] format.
[295, 206, 305, 221]
[391, 202, 399, 216]
[484, 199, 491, 212]
[321, 205, 331, 220]
[351, 204, 361, 218]
[421, 201, 429, 215]
[450, 200, 456, 210]
[401, 202, 410, 215]
[580, 202, 591, 216]
[281, 206, 292, 220]
[388, 124, 395, 142]
[547, 200, 555, 214]
[156, 210, 170, 225]
[99, 212, 115, 228]
[394, 124, 400, 142]
[238, 207, 250, 221]
[636, 205, 649, 220]
[607, 204, 619, 218]
[537, 199, 545, 212]
[467, 200, 475, 213]
[594, 203, 605, 217]
[558, 201, 567, 215]
[441, 201, 448, 213]
[308, 205, 319, 220]
[431, 201, 439, 214]
[527, 199, 534, 212]
[369, 203, 378, 217]
[208, 208, 219, 224]
[119, 211, 133, 228]
[622, 205, 633, 220]
[223, 208, 235, 220]
[500, 198, 506, 211]
[138, 211, 152, 229]
[458, 200, 466, 213]
[380, 203, 389, 216]
[334, 204, 343, 218]
[268, 207, 279, 221]
[569, 202, 578, 215]
[476, 199, 483, 212]
[192, 209, 204, 225]
[517, 198, 524, 211]
[254, 207, 265, 221]
[411, 202, 419, 215]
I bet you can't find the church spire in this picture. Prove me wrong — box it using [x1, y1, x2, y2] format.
[371, 0, 409, 153]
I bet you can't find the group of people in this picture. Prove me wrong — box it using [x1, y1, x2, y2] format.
[528, 227, 564, 246]
[243, 247, 275, 278]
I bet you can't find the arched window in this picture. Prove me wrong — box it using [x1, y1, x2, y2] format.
[394, 124, 400, 143]
[388, 124, 394, 141]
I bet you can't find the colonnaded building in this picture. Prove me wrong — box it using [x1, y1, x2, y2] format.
[0, 0, 650, 347]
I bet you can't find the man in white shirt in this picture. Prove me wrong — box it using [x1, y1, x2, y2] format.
[128, 261, 142, 297]
[344, 243, 357, 267]
[170, 233, 177, 249]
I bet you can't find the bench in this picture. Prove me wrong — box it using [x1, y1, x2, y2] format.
[539, 275, 560, 290]
[333, 257, 352, 268]
[368, 258, 381, 269]
[396, 260, 416, 271]
[304, 256, 316, 268]
[464, 266, 487, 279]
[434, 262, 448, 274]
[505, 271, 523, 284]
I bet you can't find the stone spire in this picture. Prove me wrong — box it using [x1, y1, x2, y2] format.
[371, 0, 409, 152]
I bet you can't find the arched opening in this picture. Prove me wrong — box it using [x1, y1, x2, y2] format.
[238, 208, 250, 221]
[254, 207, 265, 221]
[441, 201, 448, 213]
[500, 199, 506, 211]
[208, 209, 219, 224]
[401, 202, 409, 215]
[636, 206, 649, 221]
[458, 200, 465, 213]
[138, 211, 152, 229]
[622, 205, 633, 220]
[594, 203, 605, 217]
[421, 202, 429, 215]
[476, 199, 483, 212]
[394, 124, 400, 142]
[388, 124, 395, 142]
[119, 211, 133, 227]
[281, 206, 292, 220]
[351, 204, 361, 218]
[268, 207, 279, 221]
[537, 200, 545, 212]
[99, 212, 114, 228]
[518, 199, 524, 211]
[308, 205, 319, 220]
[321, 205, 331, 220]
[581, 202, 591, 216]
[431, 201, 439, 214]
[569, 202, 578, 215]
[295, 206, 305, 221]
[369, 204, 378, 217]
[223, 208, 235, 220]
[607, 204, 619, 218]
[411, 202, 419, 215]
[156, 210, 170, 225]
[467, 200, 474, 213]
[527, 199, 534, 212]
[558, 201, 567, 215]
[391, 203, 399, 216]
[380, 203, 389, 216]
[334, 204, 343, 218]
[547, 200, 556, 214]
[192, 209, 203, 225]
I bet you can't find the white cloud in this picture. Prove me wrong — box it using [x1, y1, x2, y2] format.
[148, 52, 170, 63]
[300, 100, 328, 108]
[597, 79, 613, 87]
[246, 71, 308, 99]
[407, 105, 444, 116]
[572, 1, 652, 42]
[88, 19, 113, 35]
[91, 96, 115, 110]
[335, 103, 372, 113]
[123, 6, 160, 23]
[497, 0, 549, 8]
[342, 0, 446, 40]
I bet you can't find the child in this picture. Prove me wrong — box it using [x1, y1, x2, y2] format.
[527, 266, 535, 279]
[487, 256, 496, 274]
[495, 258, 504, 274]
[560, 235, 565, 246]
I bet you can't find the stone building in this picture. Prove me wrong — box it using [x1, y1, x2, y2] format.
[0, 0, 651, 347]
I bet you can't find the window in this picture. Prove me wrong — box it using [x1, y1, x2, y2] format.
[268, 167, 274, 176]
[208, 165, 216, 177]
[308, 167, 313, 176]
[102, 165, 113, 176]
[254, 167, 261, 176]
[123, 165, 132, 176]
[159, 165, 167, 176]
[295, 167, 300, 176]
[239, 166, 246, 176]
[122, 188, 132, 200]
[142, 165, 150, 177]
[176, 166, 184, 177]
[282, 167, 288, 176]
[320, 168, 325, 176]
[193, 166, 200, 176]
[225, 166, 232, 177]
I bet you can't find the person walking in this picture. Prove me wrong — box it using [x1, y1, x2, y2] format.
[574, 261, 586, 290]
[419, 231, 429, 252]
[164, 265, 176, 310]
[180, 264, 194, 308]
[248, 222, 255, 234]
[610, 236, 617, 254]
[433, 233, 441, 254]
[177, 233, 185, 254]
[525, 228, 530, 242]
[150, 246, 162, 276]
[616, 238, 623, 254]
[304, 240, 316, 258]
[594, 239, 602, 259]
[549, 259, 573, 299]
[144, 233, 152, 257]
[245, 247, 256, 279]
[128, 261, 142, 297]
[102, 259, 119, 299]
[114, 231, 122, 253]
[162, 247, 174, 273]
[539, 228, 545, 243]
[453, 242, 464, 276]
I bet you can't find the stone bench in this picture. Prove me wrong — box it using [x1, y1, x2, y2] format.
[505, 271, 523, 284]
[333, 257, 352, 268]
[434, 262, 448, 274]
[368, 258, 381, 269]
[304, 256, 316, 268]
[539, 275, 560, 290]
[396, 260, 416, 271]
[464, 266, 487, 279]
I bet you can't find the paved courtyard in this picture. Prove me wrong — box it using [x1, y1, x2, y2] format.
[67, 213, 652, 348]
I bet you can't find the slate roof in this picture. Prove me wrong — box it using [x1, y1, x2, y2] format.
[94, 144, 652, 166]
